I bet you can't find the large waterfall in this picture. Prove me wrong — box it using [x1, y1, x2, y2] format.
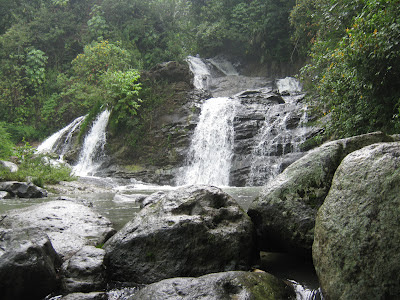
[179, 56, 313, 186]
[73, 110, 111, 176]
[177, 97, 237, 186]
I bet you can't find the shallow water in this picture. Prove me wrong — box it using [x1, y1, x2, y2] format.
[0, 177, 322, 299]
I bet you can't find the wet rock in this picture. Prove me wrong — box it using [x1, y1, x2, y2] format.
[248, 132, 394, 256]
[61, 246, 106, 293]
[0, 181, 47, 198]
[0, 227, 61, 300]
[128, 271, 295, 300]
[104, 185, 257, 284]
[0, 160, 18, 172]
[58, 292, 107, 300]
[313, 142, 400, 299]
[143, 61, 193, 85]
[0, 191, 11, 199]
[1, 200, 116, 259]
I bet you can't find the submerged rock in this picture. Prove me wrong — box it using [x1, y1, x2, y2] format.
[104, 185, 257, 284]
[313, 142, 400, 299]
[61, 246, 106, 293]
[0, 228, 61, 300]
[0, 181, 47, 198]
[1, 200, 115, 259]
[129, 271, 295, 300]
[248, 132, 394, 256]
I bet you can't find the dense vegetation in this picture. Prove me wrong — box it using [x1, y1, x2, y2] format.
[0, 0, 399, 159]
[291, 0, 400, 138]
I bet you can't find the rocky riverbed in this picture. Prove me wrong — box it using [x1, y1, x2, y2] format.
[1, 131, 399, 299]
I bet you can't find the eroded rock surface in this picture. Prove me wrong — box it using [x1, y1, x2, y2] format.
[1, 200, 115, 259]
[104, 185, 257, 284]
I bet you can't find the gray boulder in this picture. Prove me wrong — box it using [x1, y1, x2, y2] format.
[0, 160, 18, 172]
[0, 181, 47, 198]
[313, 142, 400, 299]
[1, 200, 115, 259]
[129, 271, 295, 300]
[104, 185, 257, 284]
[248, 132, 394, 256]
[61, 246, 106, 293]
[0, 228, 61, 300]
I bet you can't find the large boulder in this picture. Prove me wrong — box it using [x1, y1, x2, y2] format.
[104, 185, 257, 284]
[61, 246, 106, 293]
[0, 228, 61, 300]
[313, 142, 400, 299]
[0, 181, 47, 198]
[248, 132, 394, 256]
[129, 271, 295, 300]
[1, 200, 116, 259]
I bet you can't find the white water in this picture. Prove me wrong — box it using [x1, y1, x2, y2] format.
[187, 55, 211, 90]
[73, 110, 110, 176]
[247, 78, 310, 186]
[37, 115, 86, 155]
[177, 97, 237, 186]
[277, 77, 302, 95]
[208, 57, 239, 76]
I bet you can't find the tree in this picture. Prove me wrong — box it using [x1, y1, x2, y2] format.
[296, 0, 400, 137]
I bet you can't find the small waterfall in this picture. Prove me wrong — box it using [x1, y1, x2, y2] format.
[37, 115, 86, 155]
[73, 109, 110, 176]
[247, 78, 311, 186]
[276, 77, 302, 95]
[177, 97, 237, 186]
[187, 56, 211, 90]
[207, 57, 239, 76]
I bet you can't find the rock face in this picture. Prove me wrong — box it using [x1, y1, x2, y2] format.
[313, 142, 400, 299]
[0, 228, 61, 300]
[61, 246, 106, 293]
[248, 132, 394, 256]
[129, 271, 295, 300]
[1, 200, 115, 259]
[0, 181, 47, 198]
[104, 185, 257, 284]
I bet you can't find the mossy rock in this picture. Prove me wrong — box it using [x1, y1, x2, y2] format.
[248, 131, 394, 256]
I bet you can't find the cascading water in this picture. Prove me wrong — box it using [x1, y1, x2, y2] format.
[187, 55, 211, 90]
[73, 109, 111, 176]
[246, 78, 310, 186]
[177, 97, 237, 186]
[37, 115, 86, 156]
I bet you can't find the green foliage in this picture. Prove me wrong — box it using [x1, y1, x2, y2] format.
[102, 69, 142, 126]
[298, 0, 400, 137]
[0, 141, 75, 186]
[0, 123, 14, 159]
[72, 40, 133, 82]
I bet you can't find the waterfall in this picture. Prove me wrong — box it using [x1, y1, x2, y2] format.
[187, 56, 211, 90]
[276, 77, 302, 95]
[37, 115, 86, 155]
[177, 97, 237, 186]
[246, 78, 311, 186]
[73, 110, 111, 176]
